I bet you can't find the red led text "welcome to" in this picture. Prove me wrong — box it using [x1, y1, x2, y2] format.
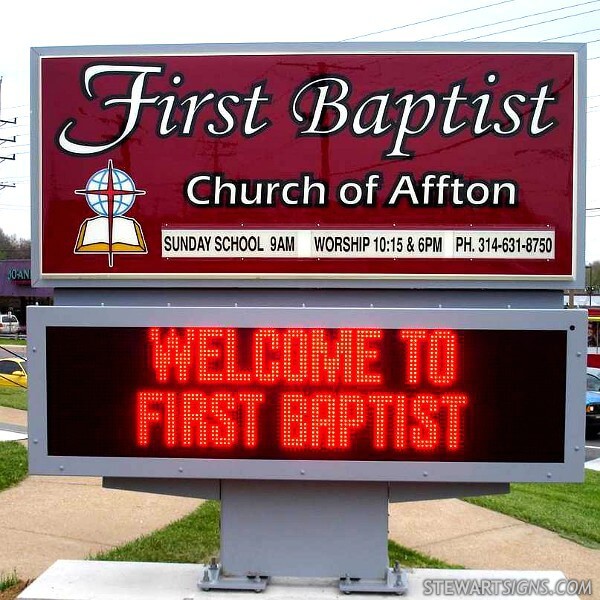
[136, 327, 468, 456]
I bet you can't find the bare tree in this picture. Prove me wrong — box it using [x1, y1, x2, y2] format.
[0, 228, 30, 260]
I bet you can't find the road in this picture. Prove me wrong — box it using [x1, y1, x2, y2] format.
[0, 344, 26, 360]
[585, 433, 600, 462]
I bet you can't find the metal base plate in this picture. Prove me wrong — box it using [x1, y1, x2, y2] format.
[199, 563, 269, 592]
[339, 566, 409, 595]
[199, 578, 268, 592]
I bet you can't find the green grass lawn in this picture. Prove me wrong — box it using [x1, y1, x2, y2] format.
[0, 339, 26, 347]
[94, 500, 459, 569]
[0, 446, 28, 600]
[0, 388, 27, 411]
[0, 442, 28, 492]
[95, 500, 221, 564]
[466, 469, 600, 548]
[388, 540, 461, 569]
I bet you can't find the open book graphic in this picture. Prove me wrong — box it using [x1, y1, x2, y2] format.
[74, 216, 147, 253]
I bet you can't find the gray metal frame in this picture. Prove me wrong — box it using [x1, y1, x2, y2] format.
[30, 41, 586, 289]
[27, 305, 586, 482]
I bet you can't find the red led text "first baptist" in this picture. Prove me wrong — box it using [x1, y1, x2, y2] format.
[136, 327, 468, 455]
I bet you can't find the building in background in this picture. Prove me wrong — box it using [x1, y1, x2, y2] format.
[0, 259, 53, 330]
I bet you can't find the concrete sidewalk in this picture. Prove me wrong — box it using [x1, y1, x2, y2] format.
[389, 500, 599, 591]
[0, 407, 598, 596]
[0, 475, 201, 581]
[0, 406, 27, 428]
[0, 407, 201, 580]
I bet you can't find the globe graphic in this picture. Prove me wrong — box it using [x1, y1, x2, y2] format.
[84, 166, 139, 217]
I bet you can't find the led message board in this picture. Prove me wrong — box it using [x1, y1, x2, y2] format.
[32, 43, 584, 286]
[28, 306, 586, 482]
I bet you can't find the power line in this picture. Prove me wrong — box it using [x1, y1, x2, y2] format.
[0, 109, 29, 116]
[3, 120, 29, 129]
[0, 124, 31, 132]
[0, 124, 31, 130]
[2, 130, 31, 135]
[1, 118, 31, 125]
[421, 0, 600, 41]
[339, 0, 518, 42]
[541, 26, 600, 40]
[0, 104, 27, 111]
[463, 7, 600, 41]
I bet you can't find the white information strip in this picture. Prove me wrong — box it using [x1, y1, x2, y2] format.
[162, 230, 300, 258]
[162, 229, 555, 259]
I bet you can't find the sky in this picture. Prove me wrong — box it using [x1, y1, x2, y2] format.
[0, 0, 599, 259]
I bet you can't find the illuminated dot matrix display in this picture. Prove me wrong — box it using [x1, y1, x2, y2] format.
[46, 326, 566, 463]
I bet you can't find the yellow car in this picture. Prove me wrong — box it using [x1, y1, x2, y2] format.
[0, 357, 27, 388]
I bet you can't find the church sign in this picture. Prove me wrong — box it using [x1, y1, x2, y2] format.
[32, 45, 583, 285]
[27, 305, 586, 482]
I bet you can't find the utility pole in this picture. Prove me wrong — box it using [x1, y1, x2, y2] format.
[279, 59, 365, 183]
[0, 76, 17, 190]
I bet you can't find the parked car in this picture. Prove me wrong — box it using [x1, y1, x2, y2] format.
[586, 368, 600, 437]
[0, 314, 19, 335]
[0, 357, 27, 388]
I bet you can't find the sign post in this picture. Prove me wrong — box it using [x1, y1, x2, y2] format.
[28, 42, 587, 595]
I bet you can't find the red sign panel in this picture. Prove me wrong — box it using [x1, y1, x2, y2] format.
[45, 325, 566, 463]
[36, 49, 578, 281]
